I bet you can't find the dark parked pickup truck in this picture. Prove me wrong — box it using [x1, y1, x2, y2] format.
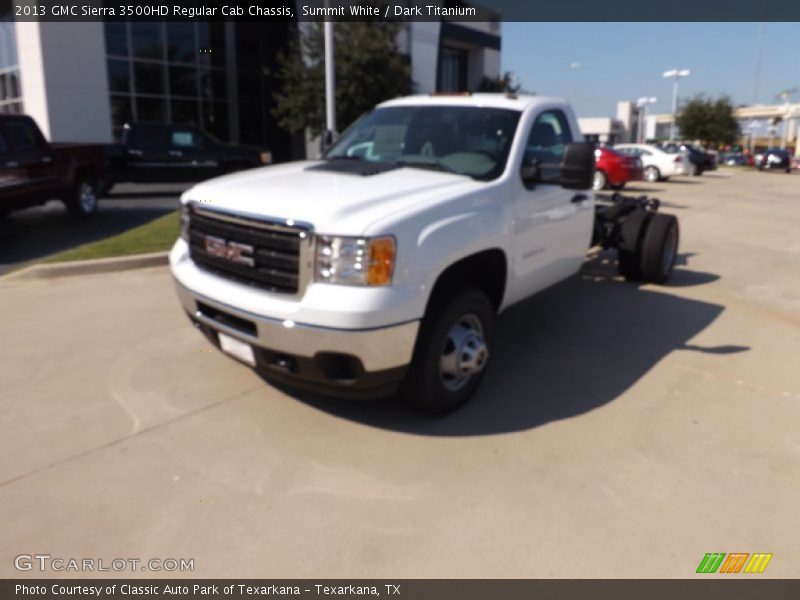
[0, 114, 108, 218]
[101, 123, 271, 194]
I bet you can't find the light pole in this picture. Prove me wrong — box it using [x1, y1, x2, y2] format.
[636, 97, 657, 143]
[778, 91, 791, 150]
[663, 69, 690, 141]
[746, 121, 759, 155]
[324, 20, 337, 139]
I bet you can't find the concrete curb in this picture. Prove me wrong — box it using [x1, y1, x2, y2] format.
[1, 252, 169, 281]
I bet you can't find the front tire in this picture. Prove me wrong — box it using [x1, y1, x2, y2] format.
[401, 288, 495, 415]
[63, 178, 99, 218]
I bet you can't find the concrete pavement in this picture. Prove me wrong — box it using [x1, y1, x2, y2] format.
[0, 169, 798, 578]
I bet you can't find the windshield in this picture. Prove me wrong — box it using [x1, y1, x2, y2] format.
[324, 105, 521, 181]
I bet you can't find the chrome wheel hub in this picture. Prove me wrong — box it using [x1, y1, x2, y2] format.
[79, 183, 97, 213]
[439, 314, 489, 391]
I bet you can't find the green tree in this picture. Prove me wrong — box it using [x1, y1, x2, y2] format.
[676, 96, 740, 146]
[477, 71, 521, 93]
[273, 21, 412, 137]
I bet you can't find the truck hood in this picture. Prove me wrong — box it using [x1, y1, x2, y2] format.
[183, 160, 481, 234]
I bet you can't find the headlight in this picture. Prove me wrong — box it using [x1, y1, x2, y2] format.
[315, 236, 395, 286]
[179, 203, 190, 241]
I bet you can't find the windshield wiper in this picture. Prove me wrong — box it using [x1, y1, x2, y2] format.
[326, 155, 364, 161]
[394, 159, 460, 175]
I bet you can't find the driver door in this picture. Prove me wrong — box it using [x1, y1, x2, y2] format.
[507, 109, 594, 304]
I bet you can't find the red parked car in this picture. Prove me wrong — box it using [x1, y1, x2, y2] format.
[593, 146, 644, 191]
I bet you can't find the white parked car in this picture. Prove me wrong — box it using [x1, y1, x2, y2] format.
[614, 143, 692, 182]
[171, 94, 680, 414]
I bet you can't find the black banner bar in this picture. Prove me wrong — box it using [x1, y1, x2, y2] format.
[3, 580, 800, 600]
[3, 0, 800, 22]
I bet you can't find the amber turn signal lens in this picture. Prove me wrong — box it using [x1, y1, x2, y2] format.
[367, 237, 395, 286]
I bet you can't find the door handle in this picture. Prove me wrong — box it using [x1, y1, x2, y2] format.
[127, 149, 143, 157]
[5, 161, 19, 167]
[169, 150, 183, 157]
[41, 156, 52, 163]
[571, 194, 589, 204]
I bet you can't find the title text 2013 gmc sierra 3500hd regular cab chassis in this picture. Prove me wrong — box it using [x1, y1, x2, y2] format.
[170, 94, 680, 414]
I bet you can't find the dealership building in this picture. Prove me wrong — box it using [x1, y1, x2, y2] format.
[1, 7, 501, 161]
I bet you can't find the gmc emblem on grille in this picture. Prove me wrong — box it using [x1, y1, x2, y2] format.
[204, 235, 255, 267]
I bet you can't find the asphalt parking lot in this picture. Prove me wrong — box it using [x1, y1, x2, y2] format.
[0, 183, 187, 275]
[1, 169, 798, 578]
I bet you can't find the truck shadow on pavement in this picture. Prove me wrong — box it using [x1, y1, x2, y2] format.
[279, 252, 748, 436]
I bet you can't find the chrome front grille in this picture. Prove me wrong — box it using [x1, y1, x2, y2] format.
[187, 204, 312, 295]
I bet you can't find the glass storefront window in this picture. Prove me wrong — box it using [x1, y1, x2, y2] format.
[131, 23, 164, 60]
[107, 59, 130, 93]
[169, 65, 198, 98]
[105, 20, 230, 141]
[171, 99, 200, 125]
[0, 18, 22, 113]
[134, 62, 165, 95]
[136, 97, 167, 122]
[166, 22, 196, 64]
[104, 22, 128, 56]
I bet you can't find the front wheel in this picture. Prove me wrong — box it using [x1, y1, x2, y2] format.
[401, 288, 495, 415]
[63, 178, 99, 218]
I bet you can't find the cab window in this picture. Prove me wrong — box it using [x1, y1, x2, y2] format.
[172, 129, 202, 148]
[524, 110, 572, 180]
[4, 119, 43, 151]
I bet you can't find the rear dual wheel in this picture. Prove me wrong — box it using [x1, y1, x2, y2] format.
[618, 213, 679, 284]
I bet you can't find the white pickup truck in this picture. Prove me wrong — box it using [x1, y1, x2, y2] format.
[170, 93, 679, 413]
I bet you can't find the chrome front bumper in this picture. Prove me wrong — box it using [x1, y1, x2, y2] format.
[174, 279, 419, 373]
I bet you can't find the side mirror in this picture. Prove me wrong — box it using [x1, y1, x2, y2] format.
[560, 142, 595, 190]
